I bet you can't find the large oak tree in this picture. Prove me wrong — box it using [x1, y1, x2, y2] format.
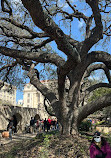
[0, 0, 111, 135]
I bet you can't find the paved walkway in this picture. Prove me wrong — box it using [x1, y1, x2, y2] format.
[0, 133, 37, 146]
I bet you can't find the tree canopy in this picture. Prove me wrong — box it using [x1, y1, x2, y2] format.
[0, 0, 111, 135]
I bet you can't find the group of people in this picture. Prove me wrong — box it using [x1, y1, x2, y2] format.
[29, 117, 111, 157]
[6, 115, 111, 158]
[29, 117, 58, 134]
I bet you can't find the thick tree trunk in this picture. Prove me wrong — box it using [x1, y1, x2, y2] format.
[61, 122, 71, 135]
[71, 110, 79, 135]
[60, 117, 79, 135]
[59, 106, 79, 135]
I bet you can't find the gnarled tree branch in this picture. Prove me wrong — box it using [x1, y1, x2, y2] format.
[21, 0, 81, 63]
[0, 46, 65, 67]
[83, 0, 103, 51]
[78, 93, 111, 124]
[86, 83, 111, 93]
[0, 17, 49, 39]
[86, 51, 111, 69]
[84, 63, 111, 83]
[44, 97, 55, 116]
[1, 0, 12, 15]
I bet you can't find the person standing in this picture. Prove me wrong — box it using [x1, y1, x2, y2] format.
[90, 131, 111, 158]
[13, 115, 17, 133]
[30, 117, 35, 134]
[7, 117, 14, 140]
[43, 118, 47, 132]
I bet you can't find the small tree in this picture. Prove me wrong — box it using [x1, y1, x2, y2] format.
[0, 0, 111, 135]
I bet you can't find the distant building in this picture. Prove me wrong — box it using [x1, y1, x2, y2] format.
[23, 79, 70, 117]
[23, 82, 49, 118]
[17, 99, 23, 106]
[0, 81, 16, 105]
[23, 83, 44, 108]
[23, 79, 70, 108]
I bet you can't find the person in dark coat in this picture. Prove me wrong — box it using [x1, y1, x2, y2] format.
[13, 115, 17, 133]
[30, 117, 35, 133]
[7, 116, 13, 131]
[43, 118, 47, 132]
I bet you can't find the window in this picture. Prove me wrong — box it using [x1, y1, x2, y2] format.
[27, 93, 30, 97]
[27, 99, 30, 103]
[38, 93, 40, 102]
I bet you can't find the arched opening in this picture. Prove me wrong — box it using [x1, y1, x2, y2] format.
[34, 114, 40, 121]
[13, 113, 22, 133]
[13, 113, 22, 123]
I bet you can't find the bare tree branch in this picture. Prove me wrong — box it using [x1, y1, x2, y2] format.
[44, 97, 55, 116]
[0, 17, 49, 39]
[21, 0, 81, 63]
[82, 0, 103, 51]
[1, 0, 12, 16]
[0, 46, 65, 67]
[85, 15, 93, 38]
[28, 63, 61, 118]
[65, 0, 88, 23]
[86, 51, 111, 69]
[86, 83, 111, 93]
[32, 38, 53, 50]
[103, 24, 111, 36]
[0, 61, 17, 72]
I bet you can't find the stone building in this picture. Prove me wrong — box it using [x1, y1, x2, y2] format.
[23, 82, 48, 119]
[23, 79, 70, 118]
[0, 81, 16, 106]
[23, 80, 59, 108]
[23, 83, 44, 108]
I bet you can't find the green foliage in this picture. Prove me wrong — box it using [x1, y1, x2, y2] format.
[38, 134, 51, 158]
[88, 88, 111, 102]
[79, 120, 92, 132]
[107, 135, 111, 145]
[94, 120, 105, 126]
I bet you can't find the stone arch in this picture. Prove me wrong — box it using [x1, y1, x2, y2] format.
[13, 113, 22, 124]
[34, 114, 40, 121]
[13, 113, 22, 133]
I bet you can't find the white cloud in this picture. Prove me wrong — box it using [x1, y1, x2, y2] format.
[57, 0, 70, 8]
[78, 19, 84, 28]
[64, 3, 69, 8]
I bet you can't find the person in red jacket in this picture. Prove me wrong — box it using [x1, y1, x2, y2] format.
[90, 131, 111, 158]
[47, 118, 51, 132]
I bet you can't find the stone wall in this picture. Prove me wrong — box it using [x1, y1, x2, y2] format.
[0, 104, 48, 132]
[96, 126, 111, 134]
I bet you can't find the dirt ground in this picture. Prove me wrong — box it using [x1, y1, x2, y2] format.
[0, 131, 91, 158]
